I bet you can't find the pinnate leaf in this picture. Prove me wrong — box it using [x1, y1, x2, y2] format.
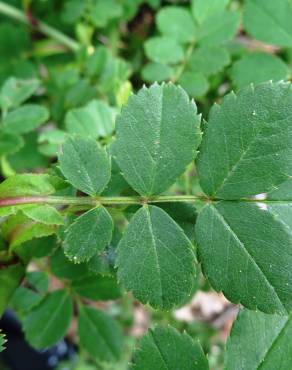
[78, 306, 124, 363]
[131, 325, 209, 370]
[197, 81, 292, 199]
[63, 207, 113, 263]
[23, 289, 73, 349]
[113, 83, 201, 196]
[59, 136, 111, 196]
[116, 205, 196, 309]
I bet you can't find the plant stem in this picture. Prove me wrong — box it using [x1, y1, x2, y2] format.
[0, 1, 80, 52]
[0, 195, 208, 208]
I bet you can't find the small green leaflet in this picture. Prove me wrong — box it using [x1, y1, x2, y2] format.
[197, 81, 292, 199]
[63, 207, 113, 263]
[0, 331, 6, 352]
[131, 325, 209, 370]
[231, 52, 290, 89]
[116, 205, 196, 310]
[21, 205, 64, 225]
[26, 271, 49, 294]
[196, 202, 292, 314]
[59, 136, 111, 196]
[2, 104, 49, 134]
[65, 99, 116, 139]
[23, 289, 73, 349]
[0, 132, 23, 156]
[226, 309, 292, 370]
[78, 306, 124, 363]
[188, 46, 230, 76]
[178, 71, 209, 99]
[244, 0, 292, 47]
[144, 37, 184, 64]
[0, 263, 25, 316]
[0, 174, 58, 198]
[113, 83, 201, 196]
[156, 6, 197, 43]
[0, 77, 40, 111]
[142, 62, 174, 83]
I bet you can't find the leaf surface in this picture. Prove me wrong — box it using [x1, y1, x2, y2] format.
[197, 81, 292, 199]
[113, 83, 201, 195]
[196, 201, 292, 314]
[116, 205, 196, 309]
[131, 325, 209, 370]
[63, 207, 113, 263]
[59, 136, 111, 196]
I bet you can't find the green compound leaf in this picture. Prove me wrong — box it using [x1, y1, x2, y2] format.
[113, 83, 201, 196]
[0, 77, 40, 111]
[231, 52, 290, 89]
[78, 306, 124, 363]
[63, 207, 113, 263]
[197, 81, 292, 199]
[226, 309, 292, 370]
[0, 263, 25, 316]
[156, 6, 197, 43]
[144, 37, 184, 64]
[196, 201, 292, 315]
[0, 174, 58, 198]
[2, 104, 49, 134]
[65, 99, 116, 139]
[131, 325, 209, 370]
[23, 289, 73, 349]
[59, 136, 111, 196]
[116, 205, 196, 310]
[0, 132, 23, 156]
[244, 0, 292, 47]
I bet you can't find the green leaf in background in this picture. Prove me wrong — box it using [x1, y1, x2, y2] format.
[59, 136, 111, 196]
[78, 306, 124, 363]
[23, 289, 73, 349]
[26, 271, 49, 294]
[63, 207, 113, 263]
[144, 37, 184, 64]
[189, 46, 230, 76]
[0, 77, 40, 111]
[116, 205, 196, 309]
[196, 201, 292, 314]
[2, 212, 56, 250]
[244, 0, 292, 47]
[0, 132, 23, 156]
[0, 263, 24, 316]
[2, 104, 49, 134]
[226, 309, 292, 370]
[51, 248, 89, 279]
[0, 174, 58, 198]
[131, 325, 209, 370]
[90, 0, 123, 28]
[21, 205, 64, 225]
[178, 71, 209, 98]
[72, 275, 121, 300]
[197, 9, 240, 47]
[142, 62, 174, 83]
[113, 83, 201, 195]
[0, 331, 6, 352]
[197, 81, 292, 199]
[157, 6, 197, 43]
[10, 287, 43, 313]
[65, 100, 116, 139]
[231, 52, 290, 89]
[191, 0, 230, 25]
